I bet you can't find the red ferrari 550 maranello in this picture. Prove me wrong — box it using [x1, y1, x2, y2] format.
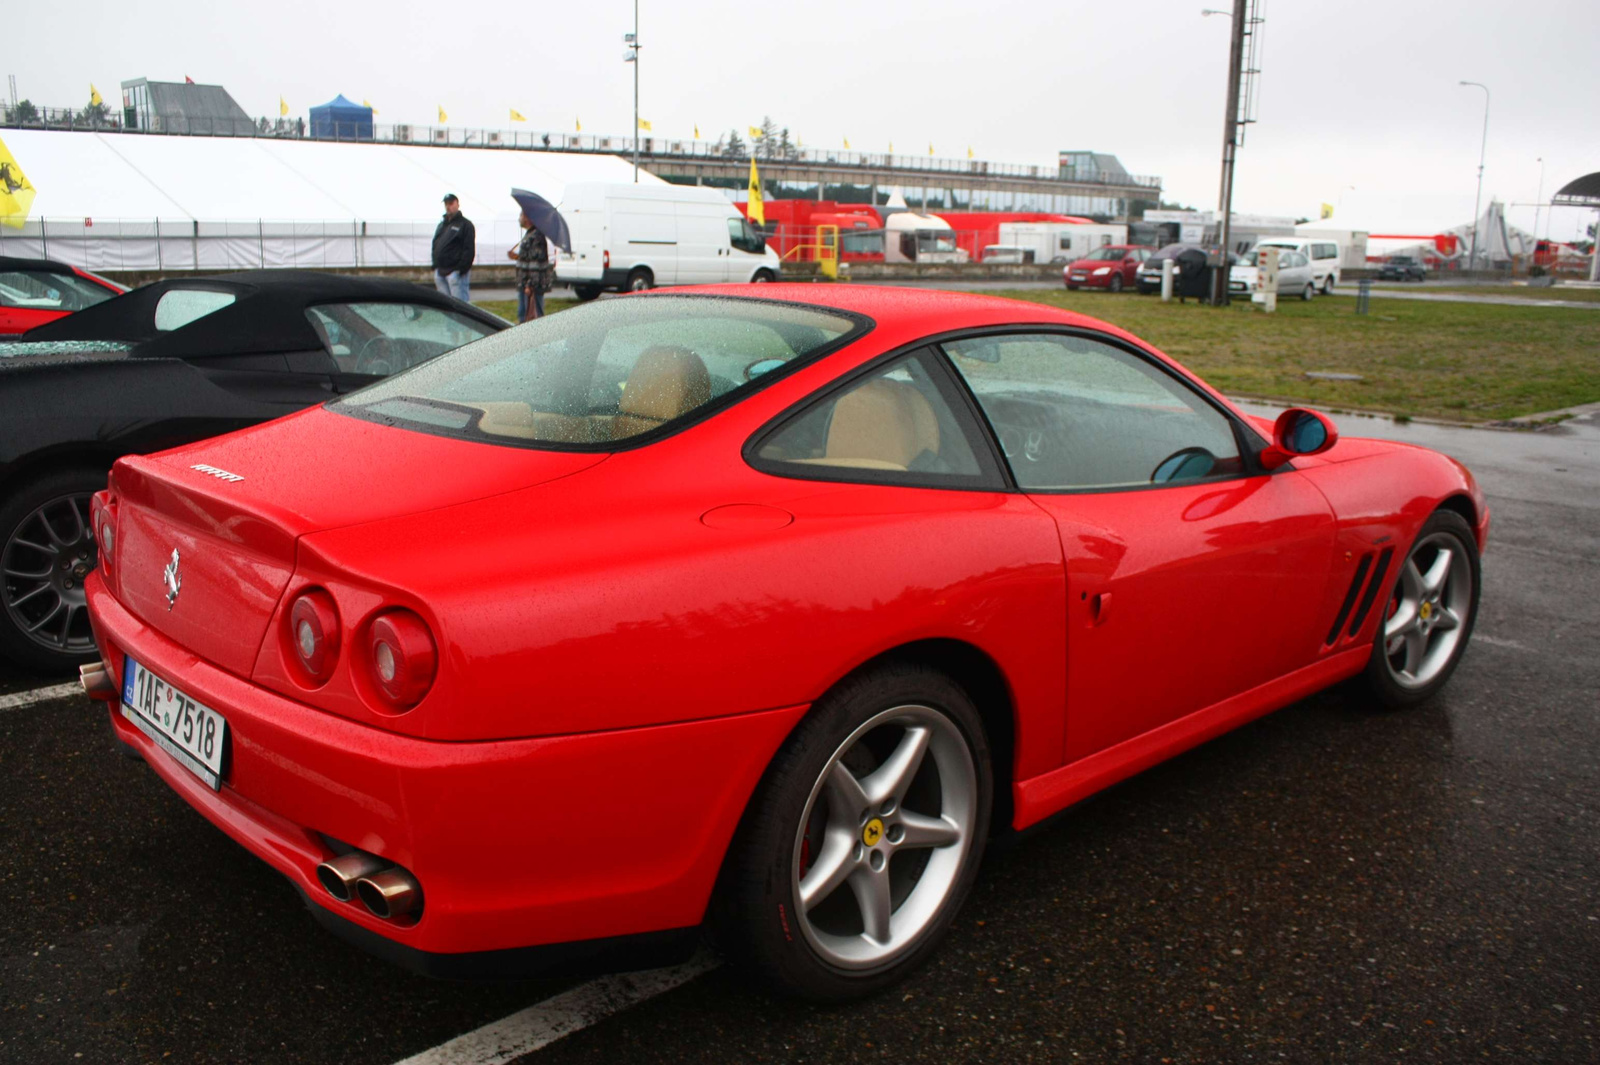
[81, 286, 1487, 999]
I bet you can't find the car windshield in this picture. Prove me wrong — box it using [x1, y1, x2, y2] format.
[0, 269, 116, 312]
[335, 296, 865, 449]
[1083, 248, 1125, 261]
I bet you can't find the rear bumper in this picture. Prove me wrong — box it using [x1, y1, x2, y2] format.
[85, 572, 806, 965]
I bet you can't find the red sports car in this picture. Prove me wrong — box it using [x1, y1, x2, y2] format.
[1063, 244, 1153, 292]
[80, 286, 1487, 999]
[0, 256, 125, 334]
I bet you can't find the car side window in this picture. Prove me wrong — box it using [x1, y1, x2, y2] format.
[306, 302, 497, 376]
[754, 352, 993, 485]
[942, 333, 1244, 491]
[154, 290, 236, 331]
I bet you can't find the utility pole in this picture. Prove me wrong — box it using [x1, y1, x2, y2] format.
[1460, 81, 1489, 272]
[624, 1, 640, 182]
[1533, 156, 1546, 245]
[1211, 4, 1250, 306]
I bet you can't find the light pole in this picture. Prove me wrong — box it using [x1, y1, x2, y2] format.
[1533, 156, 1546, 245]
[1459, 81, 1489, 272]
[623, 1, 640, 182]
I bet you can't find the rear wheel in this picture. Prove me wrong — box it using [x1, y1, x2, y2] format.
[1362, 510, 1479, 709]
[719, 663, 992, 1001]
[1302, 282, 1316, 301]
[0, 467, 107, 672]
[626, 268, 654, 292]
[572, 284, 602, 301]
[1107, 275, 1124, 293]
[1322, 274, 1336, 295]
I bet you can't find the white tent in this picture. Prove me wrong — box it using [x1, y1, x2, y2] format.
[0, 129, 665, 271]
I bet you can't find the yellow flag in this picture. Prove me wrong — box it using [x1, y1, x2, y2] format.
[438, 106, 448, 123]
[888, 140, 894, 153]
[637, 118, 652, 132]
[747, 157, 764, 226]
[363, 99, 377, 115]
[279, 96, 289, 117]
[929, 143, 935, 157]
[1320, 202, 1334, 220]
[748, 125, 763, 139]
[967, 146, 974, 159]
[510, 108, 526, 122]
[843, 136, 851, 150]
[0, 135, 37, 230]
[694, 123, 700, 139]
[89, 84, 103, 107]
[575, 116, 582, 132]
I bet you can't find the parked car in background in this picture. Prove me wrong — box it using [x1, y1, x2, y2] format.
[1378, 256, 1428, 282]
[1231, 248, 1318, 301]
[1064, 245, 1152, 292]
[79, 285, 1486, 1000]
[1253, 238, 1342, 294]
[981, 245, 1029, 264]
[0, 256, 126, 335]
[556, 182, 782, 298]
[0, 270, 505, 670]
[1135, 244, 1209, 296]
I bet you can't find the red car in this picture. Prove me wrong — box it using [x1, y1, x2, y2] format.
[0, 256, 125, 334]
[1064, 244, 1153, 292]
[80, 286, 1487, 999]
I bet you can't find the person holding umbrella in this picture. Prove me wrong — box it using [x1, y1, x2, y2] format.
[508, 188, 574, 322]
[509, 211, 555, 321]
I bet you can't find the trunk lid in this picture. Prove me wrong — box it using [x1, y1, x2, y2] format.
[110, 406, 606, 675]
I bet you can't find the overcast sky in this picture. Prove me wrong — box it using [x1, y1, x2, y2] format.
[11, 0, 1598, 240]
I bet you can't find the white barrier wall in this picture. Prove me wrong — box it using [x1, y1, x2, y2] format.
[0, 129, 660, 271]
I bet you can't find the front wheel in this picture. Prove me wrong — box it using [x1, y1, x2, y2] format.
[1302, 282, 1316, 301]
[1107, 274, 1123, 293]
[0, 467, 107, 672]
[1322, 275, 1336, 295]
[719, 664, 992, 1001]
[1362, 509, 1480, 709]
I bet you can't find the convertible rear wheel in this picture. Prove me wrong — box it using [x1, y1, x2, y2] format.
[720, 663, 991, 1001]
[0, 467, 106, 671]
[1362, 509, 1480, 708]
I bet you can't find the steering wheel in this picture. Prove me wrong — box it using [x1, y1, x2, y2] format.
[354, 336, 398, 376]
[1151, 446, 1217, 484]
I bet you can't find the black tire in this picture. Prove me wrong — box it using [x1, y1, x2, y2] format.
[0, 466, 109, 672]
[1107, 274, 1123, 293]
[572, 284, 602, 301]
[718, 663, 993, 1002]
[1361, 509, 1480, 709]
[1322, 275, 1336, 295]
[626, 268, 653, 292]
[1302, 282, 1315, 301]
[1065, 284, 1079, 291]
[751, 269, 776, 283]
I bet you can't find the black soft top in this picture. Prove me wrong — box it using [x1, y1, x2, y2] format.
[22, 269, 504, 359]
[0, 255, 82, 273]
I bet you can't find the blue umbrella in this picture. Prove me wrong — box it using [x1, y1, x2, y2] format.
[510, 188, 573, 254]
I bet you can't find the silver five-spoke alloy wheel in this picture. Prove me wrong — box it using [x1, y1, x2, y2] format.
[791, 704, 977, 971]
[1382, 529, 1473, 689]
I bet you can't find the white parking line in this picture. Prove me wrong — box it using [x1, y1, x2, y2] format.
[391, 952, 721, 1065]
[0, 682, 85, 712]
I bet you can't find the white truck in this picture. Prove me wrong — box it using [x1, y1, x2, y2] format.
[555, 182, 782, 298]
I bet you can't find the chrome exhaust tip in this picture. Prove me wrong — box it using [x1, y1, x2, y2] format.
[356, 868, 422, 919]
[316, 852, 388, 902]
[79, 660, 116, 700]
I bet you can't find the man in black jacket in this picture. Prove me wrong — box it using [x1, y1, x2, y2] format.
[432, 193, 476, 302]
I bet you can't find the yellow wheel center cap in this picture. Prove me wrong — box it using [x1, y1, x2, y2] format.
[1420, 601, 1433, 621]
[862, 818, 885, 847]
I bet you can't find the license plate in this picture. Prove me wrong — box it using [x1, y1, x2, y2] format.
[1070, 273, 1086, 280]
[121, 657, 229, 790]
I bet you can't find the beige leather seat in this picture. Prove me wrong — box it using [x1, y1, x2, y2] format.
[807, 379, 941, 470]
[611, 345, 712, 440]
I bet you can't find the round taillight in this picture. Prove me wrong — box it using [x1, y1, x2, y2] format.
[288, 590, 341, 684]
[99, 521, 115, 559]
[367, 610, 437, 710]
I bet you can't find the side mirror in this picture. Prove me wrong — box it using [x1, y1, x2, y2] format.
[1259, 407, 1337, 469]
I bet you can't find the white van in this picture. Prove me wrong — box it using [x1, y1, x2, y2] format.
[1253, 238, 1342, 293]
[555, 182, 782, 298]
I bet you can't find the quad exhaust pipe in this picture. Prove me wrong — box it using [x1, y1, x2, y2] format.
[79, 660, 116, 700]
[315, 851, 422, 920]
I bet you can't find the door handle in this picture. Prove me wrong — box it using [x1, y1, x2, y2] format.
[1091, 592, 1112, 626]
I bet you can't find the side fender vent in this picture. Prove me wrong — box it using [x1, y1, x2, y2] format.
[1326, 553, 1373, 645]
[1347, 547, 1395, 639]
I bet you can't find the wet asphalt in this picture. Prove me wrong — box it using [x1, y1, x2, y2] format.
[1, 409, 1596, 1065]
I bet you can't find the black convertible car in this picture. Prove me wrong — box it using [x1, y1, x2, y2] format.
[0, 270, 506, 670]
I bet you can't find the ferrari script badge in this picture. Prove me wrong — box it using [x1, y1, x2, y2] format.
[163, 549, 182, 610]
[862, 817, 885, 847]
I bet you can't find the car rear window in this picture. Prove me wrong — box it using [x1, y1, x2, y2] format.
[334, 295, 867, 449]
